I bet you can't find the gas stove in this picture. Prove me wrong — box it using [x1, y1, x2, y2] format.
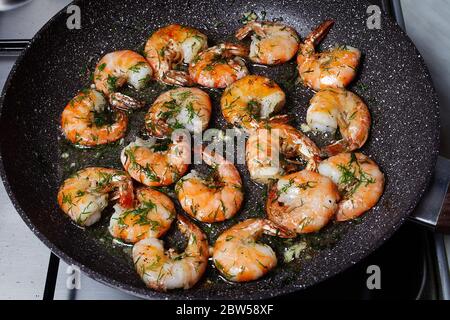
[0, 0, 449, 300]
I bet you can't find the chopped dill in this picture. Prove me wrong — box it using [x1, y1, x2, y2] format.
[337, 153, 376, 196]
[106, 75, 118, 91]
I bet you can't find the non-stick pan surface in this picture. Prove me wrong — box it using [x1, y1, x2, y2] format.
[0, 0, 440, 299]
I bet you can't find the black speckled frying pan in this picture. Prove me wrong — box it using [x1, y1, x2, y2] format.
[0, 0, 440, 299]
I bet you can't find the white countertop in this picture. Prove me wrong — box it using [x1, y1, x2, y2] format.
[0, 182, 49, 299]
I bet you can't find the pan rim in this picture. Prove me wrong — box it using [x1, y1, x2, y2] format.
[0, 0, 440, 300]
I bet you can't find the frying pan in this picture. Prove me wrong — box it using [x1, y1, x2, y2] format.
[0, 0, 441, 299]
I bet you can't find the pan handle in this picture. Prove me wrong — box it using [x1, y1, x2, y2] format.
[437, 187, 450, 233]
[0, 39, 29, 56]
[409, 156, 450, 233]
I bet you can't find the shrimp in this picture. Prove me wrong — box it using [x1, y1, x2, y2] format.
[175, 148, 244, 223]
[307, 88, 371, 156]
[221, 75, 286, 132]
[109, 187, 176, 243]
[121, 136, 190, 187]
[145, 24, 208, 86]
[318, 152, 384, 221]
[133, 214, 208, 291]
[188, 43, 249, 88]
[212, 218, 294, 282]
[297, 20, 361, 91]
[57, 167, 134, 227]
[235, 21, 299, 65]
[246, 122, 321, 184]
[145, 87, 211, 138]
[266, 170, 340, 234]
[94, 50, 152, 110]
[61, 89, 128, 147]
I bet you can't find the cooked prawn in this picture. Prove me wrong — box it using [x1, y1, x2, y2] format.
[318, 152, 384, 221]
[121, 136, 190, 187]
[145, 87, 211, 138]
[246, 122, 321, 184]
[175, 148, 244, 223]
[145, 24, 208, 86]
[61, 89, 127, 147]
[109, 187, 176, 243]
[307, 88, 371, 156]
[188, 43, 249, 88]
[297, 20, 361, 91]
[235, 21, 299, 65]
[57, 167, 134, 227]
[133, 214, 208, 291]
[221, 75, 285, 132]
[212, 218, 294, 282]
[266, 170, 340, 234]
[94, 50, 152, 109]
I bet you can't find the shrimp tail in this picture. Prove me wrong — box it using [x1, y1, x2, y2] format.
[163, 70, 194, 86]
[268, 114, 291, 125]
[109, 176, 135, 208]
[235, 22, 265, 40]
[235, 23, 253, 40]
[177, 214, 209, 256]
[262, 219, 296, 239]
[118, 192, 134, 208]
[222, 42, 250, 58]
[161, 39, 183, 67]
[109, 92, 145, 111]
[283, 155, 321, 173]
[320, 139, 349, 157]
[306, 155, 322, 172]
[154, 40, 185, 84]
[151, 118, 172, 137]
[118, 180, 135, 208]
[305, 19, 335, 47]
[253, 114, 290, 132]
